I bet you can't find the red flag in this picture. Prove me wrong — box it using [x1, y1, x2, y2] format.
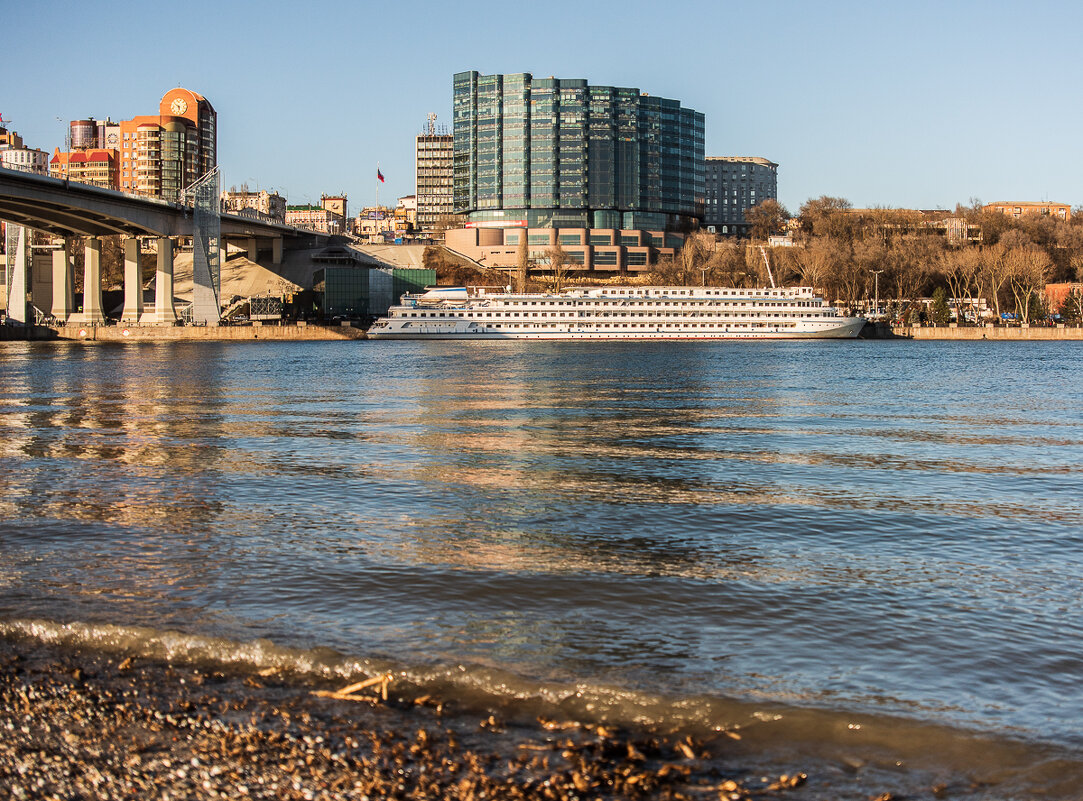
[377, 169, 385, 183]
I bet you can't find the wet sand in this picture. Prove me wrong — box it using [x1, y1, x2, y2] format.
[0, 635, 916, 800]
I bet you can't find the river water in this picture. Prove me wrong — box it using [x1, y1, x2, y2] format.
[1, 339, 1081, 797]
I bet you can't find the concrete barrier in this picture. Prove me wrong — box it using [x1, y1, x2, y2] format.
[43, 323, 366, 342]
[898, 324, 1083, 340]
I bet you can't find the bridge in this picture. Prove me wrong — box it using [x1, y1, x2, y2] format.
[0, 166, 330, 326]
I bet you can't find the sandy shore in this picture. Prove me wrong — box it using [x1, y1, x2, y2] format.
[0, 635, 912, 801]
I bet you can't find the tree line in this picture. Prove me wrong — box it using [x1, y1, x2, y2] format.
[652, 198, 1083, 325]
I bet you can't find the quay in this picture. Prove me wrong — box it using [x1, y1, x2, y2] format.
[1, 322, 365, 342]
[876, 323, 1083, 341]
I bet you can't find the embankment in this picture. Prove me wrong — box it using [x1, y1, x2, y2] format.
[4, 322, 366, 342]
[888, 324, 1083, 341]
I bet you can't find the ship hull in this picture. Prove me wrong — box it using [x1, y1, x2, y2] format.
[368, 319, 866, 340]
[368, 285, 866, 341]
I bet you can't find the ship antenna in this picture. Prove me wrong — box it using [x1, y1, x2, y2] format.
[759, 245, 777, 289]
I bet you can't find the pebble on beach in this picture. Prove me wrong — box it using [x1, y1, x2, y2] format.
[0, 637, 906, 801]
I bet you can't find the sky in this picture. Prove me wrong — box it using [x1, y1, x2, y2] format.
[3, 0, 1081, 216]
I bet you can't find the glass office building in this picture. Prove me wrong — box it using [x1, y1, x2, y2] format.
[453, 71, 704, 231]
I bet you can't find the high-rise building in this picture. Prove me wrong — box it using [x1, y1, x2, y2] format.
[51, 88, 216, 201]
[703, 156, 778, 236]
[452, 71, 704, 232]
[415, 113, 454, 234]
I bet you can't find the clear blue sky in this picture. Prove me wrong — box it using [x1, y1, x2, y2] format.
[4, 0, 1080, 216]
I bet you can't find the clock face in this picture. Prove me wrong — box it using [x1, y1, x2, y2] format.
[170, 98, 188, 115]
[107, 133, 118, 145]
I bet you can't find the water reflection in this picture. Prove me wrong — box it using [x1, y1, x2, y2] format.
[1, 339, 1082, 745]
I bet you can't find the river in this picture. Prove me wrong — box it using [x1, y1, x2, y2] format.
[1, 338, 1081, 797]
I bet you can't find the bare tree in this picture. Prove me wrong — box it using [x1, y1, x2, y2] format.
[980, 242, 1013, 320]
[884, 235, 937, 320]
[745, 199, 790, 242]
[792, 238, 847, 291]
[796, 196, 854, 241]
[678, 232, 713, 285]
[707, 239, 748, 286]
[1062, 289, 1083, 325]
[430, 213, 465, 237]
[516, 231, 528, 293]
[939, 247, 981, 324]
[852, 238, 887, 312]
[1007, 243, 1052, 324]
[546, 241, 571, 293]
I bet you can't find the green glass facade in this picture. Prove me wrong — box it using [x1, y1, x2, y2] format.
[453, 71, 704, 231]
[314, 267, 435, 318]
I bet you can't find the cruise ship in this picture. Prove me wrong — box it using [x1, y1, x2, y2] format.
[367, 285, 866, 340]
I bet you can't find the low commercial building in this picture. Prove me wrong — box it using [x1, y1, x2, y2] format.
[321, 194, 348, 224]
[49, 148, 119, 189]
[221, 188, 286, 222]
[846, 208, 983, 245]
[286, 205, 342, 234]
[444, 226, 682, 275]
[1045, 282, 1083, 313]
[1, 145, 49, 175]
[354, 204, 414, 242]
[2, 122, 50, 177]
[313, 266, 434, 318]
[983, 201, 1071, 221]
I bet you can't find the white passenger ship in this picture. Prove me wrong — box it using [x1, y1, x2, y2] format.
[367, 285, 866, 340]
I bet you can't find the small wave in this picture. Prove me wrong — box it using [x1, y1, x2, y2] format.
[3, 616, 1081, 799]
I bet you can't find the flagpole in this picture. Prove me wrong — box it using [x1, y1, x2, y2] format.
[376, 162, 380, 237]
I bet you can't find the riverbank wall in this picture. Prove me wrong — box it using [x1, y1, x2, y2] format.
[1, 322, 365, 342]
[880, 323, 1083, 341]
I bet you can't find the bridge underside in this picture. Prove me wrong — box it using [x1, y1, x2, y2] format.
[0, 195, 158, 238]
[0, 167, 331, 244]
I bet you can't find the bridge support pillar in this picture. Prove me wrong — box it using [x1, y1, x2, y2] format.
[272, 237, 282, 265]
[247, 238, 258, 262]
[121, 237, 143, 322]
[51, 238, 74, 322]
[74, 238, 106, 325]
[141, 237, 176, 324]
[6, 225, 30, 325]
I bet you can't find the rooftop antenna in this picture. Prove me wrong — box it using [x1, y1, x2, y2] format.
[426, 112, 437, 136]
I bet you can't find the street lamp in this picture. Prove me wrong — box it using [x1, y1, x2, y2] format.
[870, 269, 884, 318]
[55, 116, 71, 184]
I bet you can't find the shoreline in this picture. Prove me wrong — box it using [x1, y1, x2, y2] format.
[0, 634, 923, 801]
[0, 322, 366, 342]
[4, 321, 1083, 342]
[880, 323, 1083, 340]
